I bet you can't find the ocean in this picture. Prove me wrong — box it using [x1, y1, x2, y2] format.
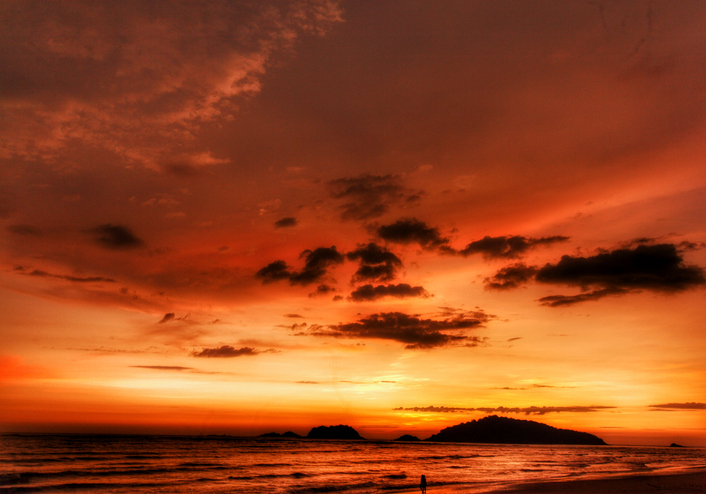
[1, 434, 705, 493]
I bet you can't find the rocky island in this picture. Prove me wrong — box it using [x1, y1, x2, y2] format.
[426, 415, 606, 445]
[259, 431, 302, 438]
[306, 425, 365, 440]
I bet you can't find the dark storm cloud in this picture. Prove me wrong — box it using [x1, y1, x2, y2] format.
[377, 218, 452, 251]
[648, 402, 706, 411]
[274, 217, 298, 228]
[393, 406, 615, 415]
[535, 244, 706, 292]
[191, 345, 261, 358]
[484, 263, 539, 290]
[460, 235, 569, 259]
[346, 242, 403, 283]
[256, 246, 344, 286]
[348, 283, 430, 302]
[327, 175, 422, 221]
[309, 310, 490, 349]
[89, 224, 144, 249]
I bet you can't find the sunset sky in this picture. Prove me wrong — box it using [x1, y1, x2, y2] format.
[1, 0, 705, 446]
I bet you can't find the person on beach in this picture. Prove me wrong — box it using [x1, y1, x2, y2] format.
[420, 474, 426, 493]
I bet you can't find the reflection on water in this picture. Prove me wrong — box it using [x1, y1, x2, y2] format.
[1, 434, 705, 493]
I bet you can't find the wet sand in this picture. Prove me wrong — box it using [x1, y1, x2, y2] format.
[494, 470, 706, 494]
[399, 470, 706, 494]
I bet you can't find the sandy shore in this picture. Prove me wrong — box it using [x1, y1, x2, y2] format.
[396, 470, 706, 494]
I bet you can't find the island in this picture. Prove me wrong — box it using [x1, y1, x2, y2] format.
[426, 415, 606, 445]
[259, 431, 302, 438]
[306, 425, 365, 440]
[394, 434, 421, 441]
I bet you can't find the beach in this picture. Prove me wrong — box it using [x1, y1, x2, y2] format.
[401, 471, 706, 494]
[500, 471, 706, 494]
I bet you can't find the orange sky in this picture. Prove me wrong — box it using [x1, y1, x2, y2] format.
[1, 0, 705, 446]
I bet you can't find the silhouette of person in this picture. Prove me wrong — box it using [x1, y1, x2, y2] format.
[420, 474, 427, 493]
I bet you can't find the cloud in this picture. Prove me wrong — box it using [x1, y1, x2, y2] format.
[308, 284, 337, 298]
[131, 365, 194, 371]
[460, 235, 569, 259]
[0, 0, 344, 166]
[158, 313, 176, 324]
[538, 287, 631, 307]
[648, 402, 706, 411]
[377, 218, 452, 251]
[13, 266, 115, 283]
[89, 224, 144, 249]
[348, 283, 430, 302]
[274, 217, 298, 228]
[256, 246, 344, 286]
[327, 174, 422, 221]
[346, 242, 403, 283]
[394, 405, 616, 415]
[486, 242, 706, 305]
[190, 346, 261, 358]
[484, 263, 539, 290]
[308, 310, 491, 349]
[535, 243, 706, 293]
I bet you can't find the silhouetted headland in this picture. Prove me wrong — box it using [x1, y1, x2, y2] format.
[306, 425, 365, 440]
[394, 434, 421, 441]
[259, 431, 302, 438]
[426, 415, 607, 445]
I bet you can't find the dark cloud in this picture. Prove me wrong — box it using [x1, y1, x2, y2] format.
[274, 217, 298, 228]
[460, 235, 569, 259]
[648, 402, 706, 411]
[346, 242, 403, 283]
[487, 243, 706, 305]
[538, 287, 631, 307]
[484, 263, 539, 290]
[255, 260, 292, 283]
[256, 246, 344, 286]
[14, 266, 115, 283]
[89, 224, 144, 249]
[284, 313, 304, 318]
[158, 313, 176, 324]
[377, 218, 452, 251]
[535, 244, 706, 293]
[308, 284, 337, 298]
[291, 246, 345, 285]
[328, 175, 422, 221]
[191, 346, 260, 358]
[348, 283, 430, 302]
[393, 405, 615, 415]
[309, 310, 490, 349]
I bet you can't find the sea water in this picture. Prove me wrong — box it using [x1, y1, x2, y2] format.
[1, 434, 705, 493]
